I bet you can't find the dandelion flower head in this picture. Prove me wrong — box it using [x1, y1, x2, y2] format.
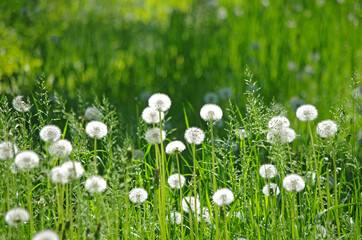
[204, 92, 219, 104]
[237, 129, 248, 139]
[12, 96, 30, 112]
[165, 141, 186, 154]
[5, 208, 30, 226]
[296, 104, 318, 121]
[200, 104, 223, 122]
[145, 128, 166, 144]
[85, 107, 102, 121]
[32, 230, 60, 240]
[148, 93, 171, 112]
[219, 87, 233, 99]
[0, 141, 18, 160]
[167, 211, 182, 225]
[184, 127, 205, 145]
[283, 174, 305, 192]
[268, 116, 290, 129]
[50, 166, 69, 184]
[142, 107, 164, 124]
[49, 140, 72, 158]
[315, 224, 327, 239]
[259, 164, 277, 179]
[129, 188, 148, 203]
[213, 188, 234, 206]
[199, 207, 212, 223]
[262, 183, 280, 196]
[267, 128, 296, 144]
[40, 125, 62, 143]
[86, 121, 108, 139]
[61, 161, 84, 179]
[15, 151, 39, 171]
[167, 173, 186, 189]
[85, 176, 107, 194]
[182, 196, 201, 213]
[316, 120, 338, 138]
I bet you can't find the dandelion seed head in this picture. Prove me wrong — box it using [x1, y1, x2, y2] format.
[217, 6, 228, 20]
[0, 141, 18, 160]
[61, 161, 84, 179]
[40, 125, 62, 143]
[10, 163, 19, 174]
[167, 173, 186, 189]
[267, 128, 296, 144]
[145, 128, 166, 144]
[204, 92, 219, 104]
[316, 120, 338, 138]
[85, 176, 107, 194]
[184, 127, 205, 145]
[219, 87, 233, 99]
[167, 211, 182, 225]
[49, 140, 72, 158]
[133, 149, 144, 160]
[290, 97, 305, 112]
[262, 183, 280, 196]
[142, 107, 164, 124]
[287, 61, 297, 72]
[200, 104, 223, 122]
[237, 129, 248, 139]
[129, 188, 148, 203]
[283, 174, 305, 192]
[85, 107, 102, 121]
[148, 93, 171, 112]
[268, 116, 290, 129]
[259, 164, 277, 179]
[5, 208, 30, 226]
[85, 121, 108, 139]
[165, 141, 186, 154]
[12, 96, 30, 112]
[212, 188, 234, 206]
[315, 225, 327, 239]
[32, 230, 60, 240]
[50, 166, 69, 184]
[199, 207, 212, 223]
[182, 196, 201, 213]
[15, 151, 39, 171]
[296, 104, 318, 121]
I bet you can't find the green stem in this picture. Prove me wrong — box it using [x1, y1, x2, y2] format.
[210, 120, 219, 239]
[94, 137, 98, 174]
[158, 111, 167, 240]
[176, 154, 185, 240]
[332, 158, 341, 237]
[192, 144, 199, 239]
[27, 172, 34, 236]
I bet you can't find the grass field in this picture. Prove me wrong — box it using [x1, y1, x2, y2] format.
[0, 0, 361, 239]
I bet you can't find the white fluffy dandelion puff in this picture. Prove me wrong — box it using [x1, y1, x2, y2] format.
[86, 121, 108, 139]
[85, 107, 102, 121]
[200, 104, 223, 122]
[50, 166, 69, 184]
[145, 128, 166, 144]
[315, 224, 327, 239]
[283, 174, 305, 192]
[268, 116, 290, 129]
[142, 107, 164, 124]
[0, 141, 18, 160]
[182, 196, 201, 213]
[219, 87, 233, 99]
[32, 230, 60, 240]
[316, 120, 338, 138]
[12, 96, 30, 112]
[40, 125, 62, 143]
[165, 141, 186, 154]
[49, 140, 72, 158]
[167, 211, 182, 225]
[259, 164, 277, 179]
[267, 128, 296, 144]
[184, 127, 205, 145]
[61, 161, 84, 179]
[167, 173, 186, 189]
[15, 151, 39, 171]
[213, 188, 234, 207]
[85, 176, 107, 194]
[237, 129, 248, 139]
[296, 104, 318, 121]
[5, 208, 30, 226]
[204, 92, 219, 104]
[129, 188, 148, 203]
[262, 183, 280, 196]
[148, 93, 171, 112]
[199, 207, 212, 223]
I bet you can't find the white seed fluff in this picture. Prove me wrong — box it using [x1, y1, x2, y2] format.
[167, 173, 186, 189]
[200, 104, 223, 122]
[283, 174, 305, 192]
[145, 128, 166, 144]
[182, 196, 201, 214]
[40, 125, 62, 143]
[167, 211, 182, 225]
[296, 104, 318, 121]
[50, 166, 69, 184]
[184, 127, 205, 145]
[85, 107, 102, 121]
[259, 164, 277, 179]
[142, 107, 164, 124]
[32, 230, 60, 240]
[85, 121, 108, 139]
[237, 129, 248, 139]
[213, 188, 234, 207]
[129, 188, 148, 203]
[315, 224, 327, 239]
[61, 161, 84, 180]
[0, 141, 18, 160]
[316, 120, 338, 138]
[200, 207, 212, 223]
[85, 176, 107, 194]
[262, 183, 280, 196]
[267, 128, 296, 144]
[5, 208, 30, 226]
[12, 96, 30, 112]
[49, 140, 72, 158]
[165, 141, 186, 154]
[148, 93, 172, 112]
[268, 116, 290, 129]
[15, 151, 39, 171]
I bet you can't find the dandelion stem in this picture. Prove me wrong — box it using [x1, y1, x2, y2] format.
[27, 172, 34, 236]
[332, 157, 341, 237]
[176, 153, 185, 240]
[94, 137, 98, 174]
[209, 120, 219, 239]
[192, 143, 199, 239]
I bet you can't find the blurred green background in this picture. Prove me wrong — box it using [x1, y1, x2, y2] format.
[0, 0, 361, 123]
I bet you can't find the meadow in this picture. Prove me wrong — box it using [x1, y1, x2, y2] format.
[0, 0, 362, 239]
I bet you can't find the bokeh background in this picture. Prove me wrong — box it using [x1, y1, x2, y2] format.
[0, 0, 361, 125]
